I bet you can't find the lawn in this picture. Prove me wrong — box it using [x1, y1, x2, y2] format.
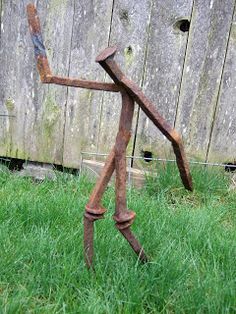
[0, 163, 235, 313]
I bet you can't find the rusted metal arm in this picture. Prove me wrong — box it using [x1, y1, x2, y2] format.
[26, 4, 120, 93]
[96, 46, 193, 191]
[48, 76, 120, 92]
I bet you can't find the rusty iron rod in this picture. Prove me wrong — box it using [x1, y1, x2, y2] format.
[49, 76, 120, 92]
[84, 148, 115, 268]
[113, 91, 148, 262]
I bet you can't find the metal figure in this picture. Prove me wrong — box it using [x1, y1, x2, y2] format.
[27, 4, 193, 270]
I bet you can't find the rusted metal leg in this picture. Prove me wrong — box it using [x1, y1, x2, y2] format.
[84, 217, 95, 269]
[84, 148, 115, 269]
[84, 91, 148, 268]
[119, 228, 148, 262]
[113, 91, 148, 262]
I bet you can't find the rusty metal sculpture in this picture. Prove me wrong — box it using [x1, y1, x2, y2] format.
[27, 4, 193, 269]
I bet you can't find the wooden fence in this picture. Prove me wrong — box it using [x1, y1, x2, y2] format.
[0, 0, 235, 169]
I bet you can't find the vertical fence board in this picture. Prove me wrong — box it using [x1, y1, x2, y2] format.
[132, 0, 194, 168]
[175, 0, 235, 161]
[0, 0, 6, 156]
[96, 0, 153, 156]
[0, 0, 74, 164]
[0, 0, 41, 159]
[208, 9, 236, 162]
[62, 0, 114, 168]
[26, 0, 74, 164]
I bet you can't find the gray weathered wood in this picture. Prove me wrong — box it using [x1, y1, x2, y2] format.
[0, 0, 5, 155]
[0, 0, 38, 159]
[96, 0, 153, 156]
[62, 0, 114, 168]
[175, 0, 235, 160]
[0, 0, 236, 166]
[133, 0, 194, 168]
[207, 9, 236, 162]
[0, 0, 73, 164]
[26, 0, 74, 164]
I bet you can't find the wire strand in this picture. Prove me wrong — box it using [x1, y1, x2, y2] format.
[81, 151, 236, 169]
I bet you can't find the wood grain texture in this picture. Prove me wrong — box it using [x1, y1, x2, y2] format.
[62, 0, 114, 168]
[96, 0, 153, 156]
[175, 0, 235, 160]
[133, 0, 194, 167]
[207, 8, 236, 162]
[0, 0, 6, 155]
[0, 0, 2, 43]
[0, 0, 73, 164]
[0, 0, 37, 159]
[0, 0, 236, 166]
[27, 0, 74, 164]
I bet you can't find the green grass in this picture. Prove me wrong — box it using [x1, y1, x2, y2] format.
[0, 163, 235, 313]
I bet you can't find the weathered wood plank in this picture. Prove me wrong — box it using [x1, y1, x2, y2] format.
[207, 9, 236, 162]
[0, 0, 37, 159]
[175, 0, 235, 160]
[62, 0, 114, 168]
[25, 0, 74, 164]
[0, 0, 6, 156]
[133, 0, 194, 168]
[96, 0, 153, 156]
[0, 0, 74, 164]
[0, 8, 1, 56]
